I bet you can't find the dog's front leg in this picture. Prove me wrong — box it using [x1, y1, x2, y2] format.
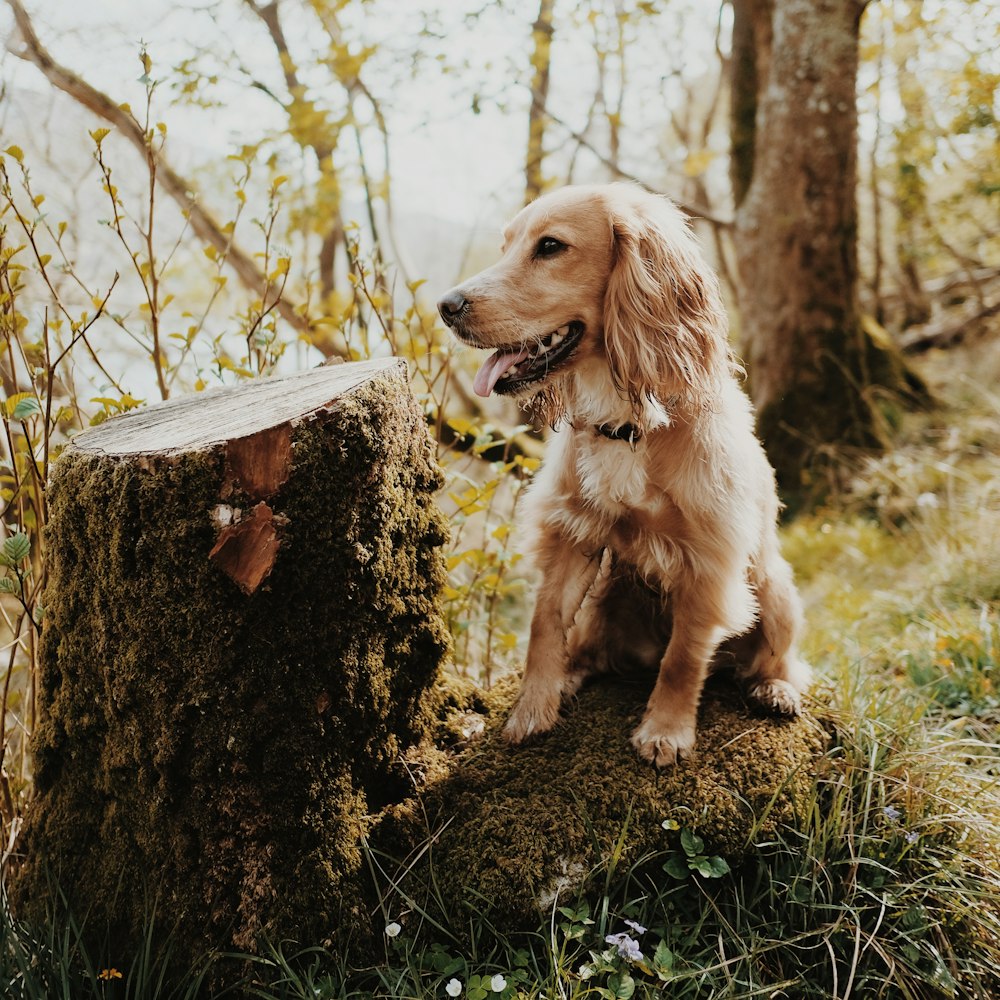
[504, 536, 600, 744]
[631, 582, 732, 767]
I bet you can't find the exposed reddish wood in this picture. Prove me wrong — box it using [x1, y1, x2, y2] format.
[224, 424, 293, 501]
[209, 502, 282, 594]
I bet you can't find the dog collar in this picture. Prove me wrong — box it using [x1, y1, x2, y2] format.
[595, 422, 642, 445]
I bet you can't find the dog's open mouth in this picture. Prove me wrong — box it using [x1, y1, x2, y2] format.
[472, 321, 585, 398]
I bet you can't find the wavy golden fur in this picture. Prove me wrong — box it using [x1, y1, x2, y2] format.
[438, 183, 810, 766]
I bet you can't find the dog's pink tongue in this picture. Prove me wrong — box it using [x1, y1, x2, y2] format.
[473, 348, 529, 398]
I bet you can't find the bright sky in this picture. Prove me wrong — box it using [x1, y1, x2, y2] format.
[1, 0, 532, 240]
[1, 0, 727, 239]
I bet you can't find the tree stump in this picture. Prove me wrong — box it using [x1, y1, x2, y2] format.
[11, 358, 450, 966]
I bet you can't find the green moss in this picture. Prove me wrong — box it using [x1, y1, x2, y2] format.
[371, 673, 826, 933]
[12, 370, 450, 968]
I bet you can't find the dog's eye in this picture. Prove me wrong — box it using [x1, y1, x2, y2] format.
[535, 236, 566, 258]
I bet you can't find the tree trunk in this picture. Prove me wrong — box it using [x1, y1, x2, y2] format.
[525, 0, 555, 204]
[730, 0, 926, 504]
[10, 359, 450, 969]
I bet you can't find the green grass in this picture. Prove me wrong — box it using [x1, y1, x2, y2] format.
[5, 344, 1000, 997]
[6, 691, 998, 999]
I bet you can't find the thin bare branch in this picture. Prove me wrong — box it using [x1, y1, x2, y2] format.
[546, 111, 732, 226]
[5, 0, 346, 356]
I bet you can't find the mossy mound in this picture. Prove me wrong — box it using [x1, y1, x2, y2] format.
[11, 362, 450, 968]
[372, 673, 827, 932]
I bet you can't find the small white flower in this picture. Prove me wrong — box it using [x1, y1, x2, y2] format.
[490, 974, 507, 992]
[606, 932, 643, 962]
[446, 978, 463, 997]
[385, 921, 402, 938]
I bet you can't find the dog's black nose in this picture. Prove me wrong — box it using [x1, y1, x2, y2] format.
[437, 289, 468, 327]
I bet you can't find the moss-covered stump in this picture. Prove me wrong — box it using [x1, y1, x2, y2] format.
[373, 673, 826, 933]
[11, 358, 450, 967]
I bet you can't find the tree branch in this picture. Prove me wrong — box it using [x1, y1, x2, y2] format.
[546, 110, 732, 226]
[5, 0, 347, 356]
[4, 0, 541, 461]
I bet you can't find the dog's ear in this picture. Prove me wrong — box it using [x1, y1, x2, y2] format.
[603, 193, 730, 415]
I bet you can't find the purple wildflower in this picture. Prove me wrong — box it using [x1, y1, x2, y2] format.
[883, 805, 902, 822]
[605, 932, 643, 962]
[905, 831, 919, 844]
[624, 919, 647, 935]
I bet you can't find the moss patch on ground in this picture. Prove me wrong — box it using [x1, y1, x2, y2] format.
[371, 672, 827, 935]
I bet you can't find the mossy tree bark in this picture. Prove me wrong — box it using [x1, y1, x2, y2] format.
[11, 359, 450, 968]
[730, 0, 928, 507]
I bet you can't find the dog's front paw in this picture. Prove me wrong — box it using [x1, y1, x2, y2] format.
[747, 678, 802, 717]
[503, 691, 560, 744]
[630, 715, 696, 767]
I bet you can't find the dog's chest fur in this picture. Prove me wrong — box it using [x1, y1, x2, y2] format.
[575, 435, 651, 511]
[572, 432, 686, 537]
[555, 432, 689, 584]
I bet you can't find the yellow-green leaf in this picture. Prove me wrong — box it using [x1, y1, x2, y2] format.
[447, 417, 477, 437]
[4, 392, 33, 417]
[683, 149, 717, 178]
[497, 632, 518, 650]
[11, 396, 41, 421]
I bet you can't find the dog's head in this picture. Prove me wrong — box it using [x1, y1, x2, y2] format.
[438, 183, 730, 420]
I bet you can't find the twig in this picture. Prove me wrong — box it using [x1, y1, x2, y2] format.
[546, 110, 732, 226]
[5, 0, 344, 355]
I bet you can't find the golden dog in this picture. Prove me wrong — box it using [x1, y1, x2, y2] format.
[438, 183, 810, 766]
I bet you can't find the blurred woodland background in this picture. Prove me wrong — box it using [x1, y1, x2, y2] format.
[0, 1, 999, 993]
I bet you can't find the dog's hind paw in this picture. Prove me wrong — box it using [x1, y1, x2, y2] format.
[630, 716, 696, 767]
[747, 678, 802, 717]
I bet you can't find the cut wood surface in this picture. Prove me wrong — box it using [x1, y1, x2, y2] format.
[67, 358, 409, 594]
[72, 358, 403, 455]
